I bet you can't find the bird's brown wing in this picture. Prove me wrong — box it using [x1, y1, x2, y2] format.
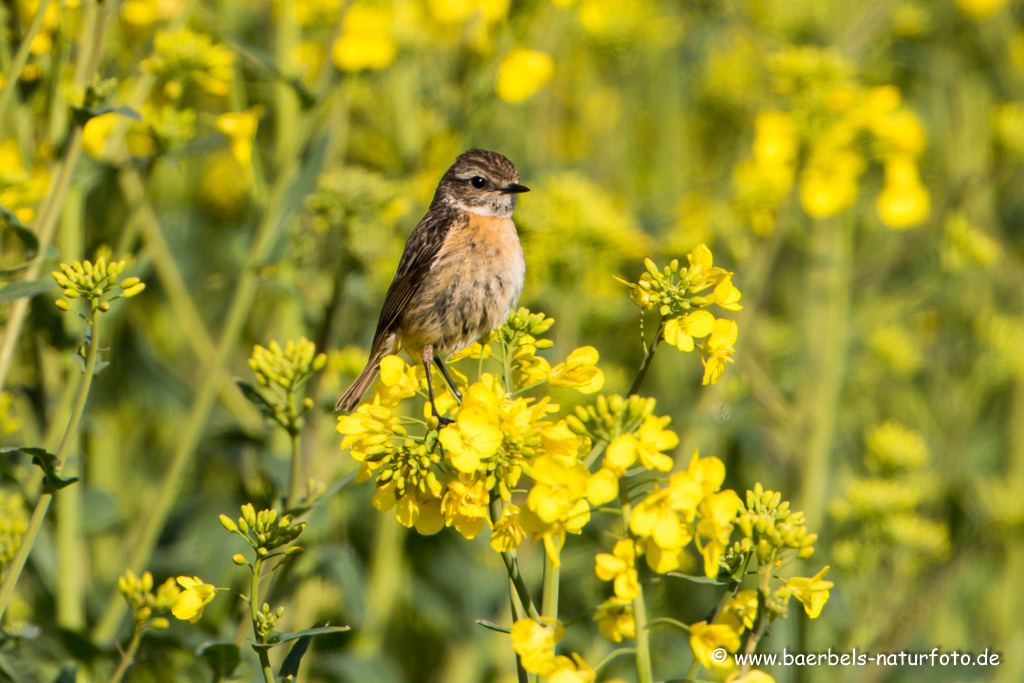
[367, 203, 462, 356]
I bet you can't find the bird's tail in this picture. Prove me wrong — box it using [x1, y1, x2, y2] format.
[335, 357, 382, 413]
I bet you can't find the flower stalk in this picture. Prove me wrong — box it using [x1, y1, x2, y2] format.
[0, 307, 102, 620]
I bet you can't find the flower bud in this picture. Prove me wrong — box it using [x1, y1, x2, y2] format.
[233, 554, 247, 565]
[122, 282, 146, 298]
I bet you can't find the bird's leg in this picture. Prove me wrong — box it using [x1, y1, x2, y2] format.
[433, 356, 463, 402]
[422, 345, 453, 426]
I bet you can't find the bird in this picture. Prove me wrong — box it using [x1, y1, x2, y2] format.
[335, 149, 529, 423]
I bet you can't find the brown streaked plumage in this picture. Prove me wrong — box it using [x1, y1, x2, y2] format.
[335, 149, 529, 420]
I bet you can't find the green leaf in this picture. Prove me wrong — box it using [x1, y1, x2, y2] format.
[245, 625, 349, 651]
[197, 642, 241, 682]
[0, 206, 37, 250]
[72, 105, 142, 127]
[235, 380, 278, 420]
[0, 279, 54, 302]
[475, 619, 511, 634]
[278, 628, 316, 679]
[2, 447, 79, 493]
[666, 572, 729, 585]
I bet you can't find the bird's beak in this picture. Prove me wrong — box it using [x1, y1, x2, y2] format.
[500, 183, 530, 194]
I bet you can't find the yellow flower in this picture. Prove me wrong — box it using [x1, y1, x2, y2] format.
[395, 490, 445, 535]
[510, 617, 564, 676]
[548, 347, 604, 393]
[594, 539, 639, 600]
[642, 536, 689, 573]
[121, 0, 185, 27]
[527, 456, 591, 524]
[695, 490, 743, 577]
[215, 106, 262, 167]
[171, 576, 215, 623]
[689, 620, 741, 669]
[787, 566, 833, 618]
[337, 399, 401, 467]
[496, 48, 554, 103]
[520, 497, 590, 567]
[548, 653, 595, 683]
[82, 112, 120, 159]
[540, 422, 585, 463]
[438, 402, 503, 474]
[440, 476, 490, 539]
[877, 154, 930, 229]
[664, 311, 715, 352]
[684, 449, 726, 496]
[799, 149, 864, 218]
[586, 467, 620, 505]
[719, 590, 758, 632]
[375, 355, 419, 407]
[594, 597, 635, 642]
[752, 110, 797, 169]
[956, 0, 1009, 20]
[630, 484, 695, 550]
[605, 414, 679, 472]
[709, 275, 743, 311]
[332, 3, 397, 72]
[699, 319, 737, 385]
[490, 503, 525, 551]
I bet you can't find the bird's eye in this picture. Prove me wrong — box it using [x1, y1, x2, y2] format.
[470, 176, 486, 189]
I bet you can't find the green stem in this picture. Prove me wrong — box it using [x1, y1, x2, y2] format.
[592, 647, 638, 675]
[627, 321, 666, 397]
[488, 494, 540, 621]
[286, 390, 301, 510]
[0, 308, 102, 620]
[618, 486, 653, 683]
[0, 0, 51, 121]
[95, 149, 318, 643]
[541, 545, 559, 621]
[117, 169, 263, 432]
[251, 557, 275, 683]
[108, 626, 144, 683]
[0, 0, 106, 395]
[287, 429, 301, 511]
[644, 617, 690, 634]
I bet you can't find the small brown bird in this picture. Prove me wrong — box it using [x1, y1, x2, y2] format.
[335, 149, 529, 421]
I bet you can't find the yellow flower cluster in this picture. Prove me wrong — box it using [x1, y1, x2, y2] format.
[830, 423, 949, 567]
[734, 48, 930, 231]
[51, 257, 145, 314]
[620, 245, 741, 384]
[0, 139, 49, 224]
[117, 570, 216, 629]
[510, 618, 603, 682]
[332, 2, 397, 72]
[338, 311, 609, 553]
[141, 27, 234, 100]
[0, 489, 27, 569]
[496, 48, 554, 103]
[249, 338, 327, 394]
